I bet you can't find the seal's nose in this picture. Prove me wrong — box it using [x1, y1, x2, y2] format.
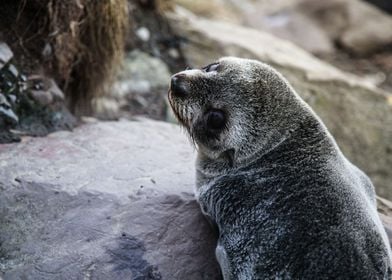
[170, 74, 188, 97]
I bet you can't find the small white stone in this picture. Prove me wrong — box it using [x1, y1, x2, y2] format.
[168, 48, 180, 59]
[0, 42, 13, 68]
[136, 27, 150, 42]
[42, 43, 52, 58]
[8, 64, 18, 77]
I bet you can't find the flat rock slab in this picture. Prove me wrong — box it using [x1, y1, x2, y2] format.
[0, 119, 220, 279]
[1, 119, 392, 280]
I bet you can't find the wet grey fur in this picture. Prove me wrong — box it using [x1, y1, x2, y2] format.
[168, 57, 392, 279]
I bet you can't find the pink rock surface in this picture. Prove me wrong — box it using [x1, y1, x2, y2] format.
[0, 119, 221, 279]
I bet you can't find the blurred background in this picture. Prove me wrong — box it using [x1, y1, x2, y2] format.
[0, 0, 391, 197]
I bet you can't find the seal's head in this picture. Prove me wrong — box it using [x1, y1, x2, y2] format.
[168, 57, 305, 164]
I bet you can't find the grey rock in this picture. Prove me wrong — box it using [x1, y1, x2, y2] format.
[29, 90, 53, 106]
[189, 0, 335, 54]
[240, 1, 335, 54]
[28, 76, 65, 105]
[338, 0, 392, 55]
[222, 0, 392, 55]
[172, 0, 241, 23]
[95, 50, 172, 120]
[119, 80, 152, 95]
[116, 50, 171, 95]
[42, 43, 53, 58]
[167, 7, 392, 198]
[0, 119, 220, 279]
[226, 0, 301, 16]
[294, 0, 392, 55]
[0, 93, 18, 125]
[279, 0, 392, 55]
[1, 119, 392, 279]
[6, 65, 18, 78]
[7, 95, 17, 104]
[0, 93, 11, 109]
[0, 42, 13, 69]
[0, 107, 18, 126]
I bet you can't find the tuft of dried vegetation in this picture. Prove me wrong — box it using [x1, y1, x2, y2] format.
[66, 0, 128, 115]
[0, 0, 128, 115]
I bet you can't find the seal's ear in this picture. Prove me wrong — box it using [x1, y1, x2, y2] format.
[223, 148, 235, 167]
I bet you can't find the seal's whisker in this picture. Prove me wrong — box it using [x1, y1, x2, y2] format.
[182, 106, 186, 122]
[185, 106, 190, 127]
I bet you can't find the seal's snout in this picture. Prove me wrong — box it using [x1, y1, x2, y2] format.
[170, 73, 188, 97]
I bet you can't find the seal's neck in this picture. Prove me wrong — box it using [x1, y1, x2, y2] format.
[242, 114, 339, 168]
[196, 111, 340, 185]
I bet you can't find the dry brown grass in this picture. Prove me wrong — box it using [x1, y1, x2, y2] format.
[49, 0, 128, 115]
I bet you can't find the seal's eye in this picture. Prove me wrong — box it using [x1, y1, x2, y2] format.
[202, 63, 220, 73]
[206, 109, 226, 130]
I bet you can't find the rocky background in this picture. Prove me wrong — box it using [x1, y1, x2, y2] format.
[1, 0, 392, 279]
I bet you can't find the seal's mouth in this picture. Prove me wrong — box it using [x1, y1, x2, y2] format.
[168, 90, 192, 129]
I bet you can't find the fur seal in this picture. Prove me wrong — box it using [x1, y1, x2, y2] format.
[168, 57, 392, 279]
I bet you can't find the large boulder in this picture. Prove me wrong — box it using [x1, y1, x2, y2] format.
[193, 0, 392, 55]
[1, 119, 392, 279]
[0, 119, 220, 279]
[228, 0, 335, 54]
[167, 7, 392, 198]
[299, 0, 392, 55]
